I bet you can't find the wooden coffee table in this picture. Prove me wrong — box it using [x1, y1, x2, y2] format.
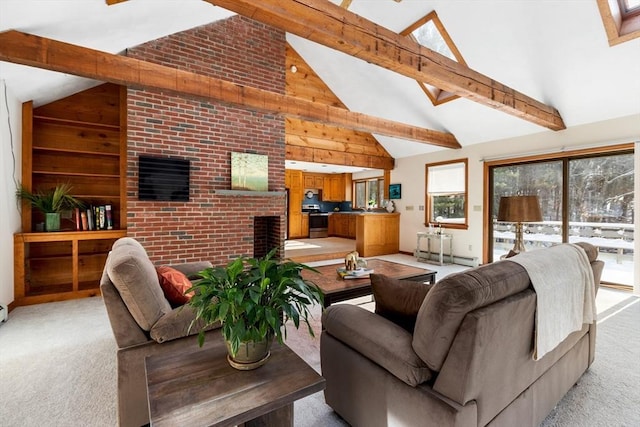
[145, 338, 325, 427]
[304, 259, 436, 307]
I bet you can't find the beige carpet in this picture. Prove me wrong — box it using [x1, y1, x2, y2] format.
[0, 271, 638, 426]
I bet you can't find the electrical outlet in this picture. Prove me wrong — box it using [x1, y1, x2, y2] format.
[468, 244, 473, 251]
[419, 205, 424, 211]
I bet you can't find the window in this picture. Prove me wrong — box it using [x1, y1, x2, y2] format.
[597, 0, 640, 45]
[425, 159, 468, 229]
[619, 0, 640, 18]
[354, 177, 385, 209]
[487, 149, 634, 288]
[401, 11, 467, 106]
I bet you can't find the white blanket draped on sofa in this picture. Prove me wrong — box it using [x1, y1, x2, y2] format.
[510, 243, 596, 360]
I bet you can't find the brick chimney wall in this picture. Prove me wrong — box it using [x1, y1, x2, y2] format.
[125, 16, 286, 266]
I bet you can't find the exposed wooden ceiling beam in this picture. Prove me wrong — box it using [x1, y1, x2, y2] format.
[0, 30, 460, 149]
[203, 0, 566, 131]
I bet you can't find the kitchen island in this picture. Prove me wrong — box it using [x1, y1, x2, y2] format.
[355, 212, 400, 257]
[327, 211, 400, 257]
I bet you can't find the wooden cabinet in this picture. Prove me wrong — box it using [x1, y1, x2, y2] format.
[356, 213, 400, 257]
[296, 171, 350, 202]
[286, 170, 305, 239]
[328, 213, 356, 239]
[303, 173, 324, 189]
[301, 213, 309, 237]
[14, 83, 127, 307]
[348, 214, 356, 237]
[14, 230, 125, 306]
[323, 174, 345, 201]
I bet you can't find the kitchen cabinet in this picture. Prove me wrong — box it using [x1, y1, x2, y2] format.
[323, 174, 345, 201]
[303, 173, 324, 189]
[286, 170, 306, 239]
[328, 213, 356, 239]
[348, 214, 356, 237]
[301, 213, 309, 237]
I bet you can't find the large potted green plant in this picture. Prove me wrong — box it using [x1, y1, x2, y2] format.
[188, 248, 323, 370]
[16, 183, 84, 231]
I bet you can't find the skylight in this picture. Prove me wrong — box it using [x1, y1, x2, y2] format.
[410, 20, 456, 61]
[401, 11, 466, 106]
[598, 0, 640, 45]
[619, 0, 640, 17]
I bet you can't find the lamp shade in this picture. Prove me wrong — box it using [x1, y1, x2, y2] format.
[497, 196, 542, 223]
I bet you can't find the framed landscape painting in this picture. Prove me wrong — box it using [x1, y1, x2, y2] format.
[231, 152, 268, 191]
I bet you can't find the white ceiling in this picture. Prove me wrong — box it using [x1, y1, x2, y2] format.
[1, 0, 639, 173]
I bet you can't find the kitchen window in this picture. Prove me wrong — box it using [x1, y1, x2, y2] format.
[354, 177, 385, 209]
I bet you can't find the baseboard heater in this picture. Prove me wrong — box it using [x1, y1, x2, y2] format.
[414, 250, 479, 268]
[0, 303, 7, 324]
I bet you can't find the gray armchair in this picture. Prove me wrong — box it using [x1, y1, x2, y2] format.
[100, 237, 221, 427]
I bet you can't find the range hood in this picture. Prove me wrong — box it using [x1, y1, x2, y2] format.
[304, 189, 322, 200]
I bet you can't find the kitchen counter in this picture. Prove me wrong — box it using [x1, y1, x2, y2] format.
[328, 210, 394, 215]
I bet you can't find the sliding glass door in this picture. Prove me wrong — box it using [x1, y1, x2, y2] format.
[488, 150, 634, 287]
[568, 154, 634, 285]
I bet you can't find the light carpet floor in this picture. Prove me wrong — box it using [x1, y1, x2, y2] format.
[1, 257, 638, 426]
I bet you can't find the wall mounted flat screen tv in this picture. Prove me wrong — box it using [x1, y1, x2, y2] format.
[138, 156, 190, 201]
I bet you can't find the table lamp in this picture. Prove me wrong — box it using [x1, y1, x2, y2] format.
[497, 195, 542, 254]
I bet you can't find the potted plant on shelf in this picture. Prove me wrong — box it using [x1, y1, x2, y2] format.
[187, 248, 324, 370]
[16, 183, 84, 232]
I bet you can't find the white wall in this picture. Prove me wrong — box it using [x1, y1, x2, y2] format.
[0, 80, 22, 306]
[393, 114, 640, 291]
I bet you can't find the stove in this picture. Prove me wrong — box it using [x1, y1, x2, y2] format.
[301, 204, 321, 213]
[301, 204, 328, 238]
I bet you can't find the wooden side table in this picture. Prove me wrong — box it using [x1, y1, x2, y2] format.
[416, 232, 454, 265]
[145, 340, 325, 426]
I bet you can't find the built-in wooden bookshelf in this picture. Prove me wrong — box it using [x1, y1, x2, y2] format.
[13, 83, 127, 307]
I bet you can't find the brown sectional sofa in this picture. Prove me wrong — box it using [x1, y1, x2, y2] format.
[100, 237, 222, 427]
[321, 243, 603, 427]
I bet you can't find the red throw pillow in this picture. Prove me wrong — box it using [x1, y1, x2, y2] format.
[156, 266, 193, 306]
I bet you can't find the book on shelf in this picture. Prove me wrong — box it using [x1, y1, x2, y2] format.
[75, 208, 81, 230]
[105, 204, 113, 230]
[98, 205, 106, 230]
[86, 207, 94, 231]
[336, 267, 374, 280]
[80, 211, 88, 231]
[76, 203, 115, 231]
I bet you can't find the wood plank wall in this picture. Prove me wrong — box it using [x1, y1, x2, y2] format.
[285, 44, 394, 170]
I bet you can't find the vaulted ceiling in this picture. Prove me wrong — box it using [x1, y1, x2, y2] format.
[1, 0, 639, 172]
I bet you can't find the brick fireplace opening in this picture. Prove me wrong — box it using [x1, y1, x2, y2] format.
[254, 216, 282, 259]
